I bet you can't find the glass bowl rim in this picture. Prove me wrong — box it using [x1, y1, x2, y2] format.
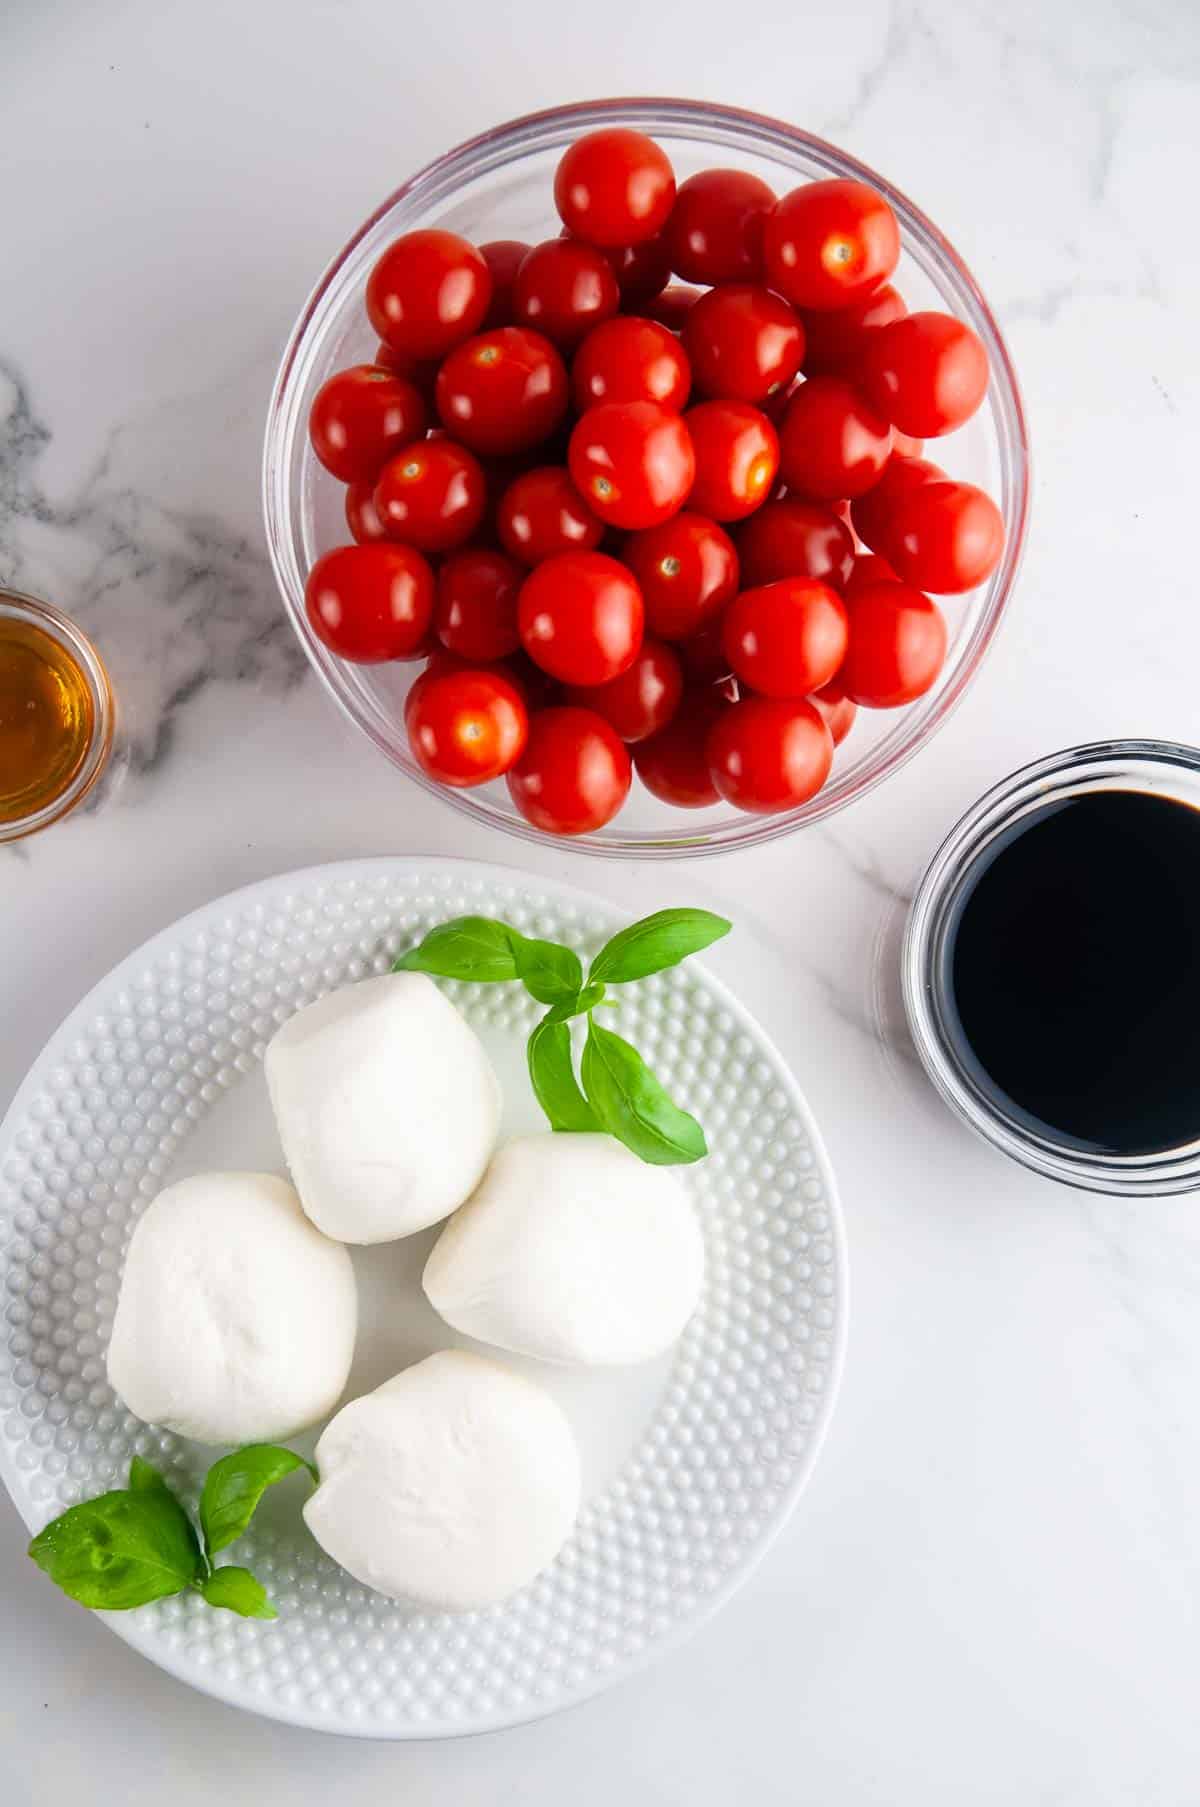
[0, 587, 114, 845]
[263, 95, 1031, 861]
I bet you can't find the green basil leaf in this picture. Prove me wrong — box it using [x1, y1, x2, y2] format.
[542, 981, 606, 1024]
[201, 1566, 277, 1620]
[393, 917, 520, 984]
[509, 935, 583, 1007]
[200, 1446, 317, 1559]
[129, 1454, 170, 1493]
[588, 908, 731, 986]
[581, 1021, 708, 1166]
[28, 1486, 204, 1611]
[528, 1019, 601, 1132]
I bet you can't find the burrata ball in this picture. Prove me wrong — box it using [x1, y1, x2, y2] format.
[106, 1171, 357, 1445]
[265, 972, 501, 1244]
[423, 1133, 705, 1366]
[303, 1350, 580, 1610]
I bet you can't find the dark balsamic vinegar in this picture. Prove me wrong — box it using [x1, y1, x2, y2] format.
[941, 790, 1200, 1156]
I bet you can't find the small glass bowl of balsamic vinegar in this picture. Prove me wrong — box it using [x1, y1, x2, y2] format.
[903, 741, 1200, 1195]
[0, 589, 114, 843]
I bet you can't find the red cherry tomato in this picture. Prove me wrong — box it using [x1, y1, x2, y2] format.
[707, 696, 833, 813]
[374, 438, 487, 552]
[778, 376, 893, 501]
[737, 499, 855, 590]
[839, 580, 946, 705]
[684, 285, 805, 405]
[345, 478, 390, 545]
[554, 129, 676, 248]
[434, 547, 523, 661]
[664, 168, 776, 285]
[843, 551, 898, 600]
[882, 479, 1005, 593]
[764, 180, 900, 311]
[600, 234, 673, 306]
[799, 283, 908, 378]
[849, 453, 944, 554]
[305, 543, 434, 663]
[566, 636, 683, 742]
[479, 240, 530, 328]
[496, 465, 604, 566]
[507, 705, 632, 834]
[722, 578, 848, 698]
[647, 286, 705, 332]
[435, 327, 568, 456]
[623, 511, 739, 640]
[568, 401, 695, 530]
[308, 365, 427, 484]
[809, 677, 857, 745]
[405, 665, 528, 788]
[686, 401, 779, 521]
[861, 310, 990, 437]
[518, 550, 644, 685]
[634, 689, 729, 807]
[572, 316, 691, 412]
[512, 238, 621, 350]
[366, 230, 492, 360]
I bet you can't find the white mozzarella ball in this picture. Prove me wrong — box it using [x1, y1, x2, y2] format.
[265, 972, 501, 1244]
[106, 1171, 357, 1445]
[423, 1133, 705, 1367]
[303, 1350, 580, 1610]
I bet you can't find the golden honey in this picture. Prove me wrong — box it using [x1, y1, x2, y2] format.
[0, 615, 97, 824]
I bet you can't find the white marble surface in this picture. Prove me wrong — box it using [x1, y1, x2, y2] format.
[3, 0, 1200, 1800]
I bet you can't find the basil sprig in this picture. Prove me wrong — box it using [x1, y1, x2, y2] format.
[395, 906, 730, 1166]
[28, 1445, 316, 1619]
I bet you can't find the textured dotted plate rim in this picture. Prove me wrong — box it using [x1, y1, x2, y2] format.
[0, 856, 847, 1739]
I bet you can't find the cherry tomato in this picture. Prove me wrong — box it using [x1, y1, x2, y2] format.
[518, 550, 644, 685]
[809, 677, 857, 745]
[634, 689, 728, 807]
[707, 696, 833, 813]
[566, 635, 683, 742]
[572, 316, 691, 412]
[843, 551, 898, 600]
[366, 230, 492, 360]
[345, 478, 390, 545]
[764, 180, 900, 311]
[433, 547, 523, 660]
[799, 283, 908, 378]
[554, 129, 676, 248]
[507, 705, 632, 834]
[737, 498, 855, 590]
[479, 240, 530, 328]
[512, 238, 621, 351]
[623, 511, 739, 640]
[568, 401, 695, 530]
[305, 543, 434, 663]
[838, 580, 946, 705]
[664, 168, 776, 284]
[496, 464, 604, 566]
[677, 616, 735, 686]
[601, 234, 673, 306]
[685, 400, 779, 521]
[647, 286, 704, 332]
[861, 310, 990, 437]
[722, 577, 848, 698]
[307, 365, 427, 484]
[778, 376, 893, 501]
[435, 327, 568, 456]
[684, 284, 805, 405]
[374, 437, 486, 552]
[882, 479, 1005, 593]
[405, 664, 528, 787]
[849, 453, 944, 554]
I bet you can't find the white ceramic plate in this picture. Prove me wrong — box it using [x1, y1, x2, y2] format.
[0, 858, 846, 1738]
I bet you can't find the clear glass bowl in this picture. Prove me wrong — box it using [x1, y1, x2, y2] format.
[903, 741, 1200, 1196]
[263, 98, 1030, 860]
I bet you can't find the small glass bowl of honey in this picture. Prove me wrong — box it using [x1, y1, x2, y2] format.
[0, 589, 114, 843]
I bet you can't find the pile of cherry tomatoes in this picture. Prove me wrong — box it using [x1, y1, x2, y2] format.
[305, 126, 1004, 835]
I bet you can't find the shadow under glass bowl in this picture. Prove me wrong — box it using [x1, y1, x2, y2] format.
[263, 97, 1030, 860]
